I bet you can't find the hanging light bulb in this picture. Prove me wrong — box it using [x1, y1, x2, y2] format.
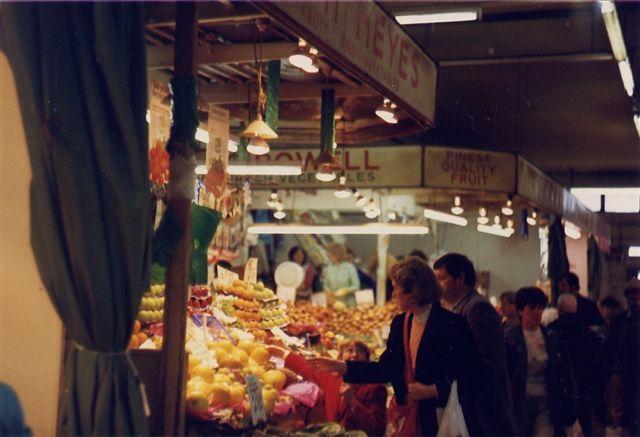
[375, 98, 398, 124]
[289, 39, 316, 72]
[493, 215, 501, 227]
[246, 137, 270, 156]
[477, 207, 489, 225]
[354, 192, 368, 207]
[507, 219, 514, 229]
[274, 202, 286, 220]
[267, 189, 279, 208]
[527, 209, 538, 226]
[451, 195, 464, 215]
[387, 211, 397, 221]
[300, 47, 320, 73]
[364, 200, 381, 219]
[334, 176, 351, 198]
[501, 196, 514, 216]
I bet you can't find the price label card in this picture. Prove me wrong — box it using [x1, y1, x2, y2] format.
[217, 266, 239, 284]
[244, 258, 258, 284]
[245, 375, 266, 425]
[270, 326, 305, 348]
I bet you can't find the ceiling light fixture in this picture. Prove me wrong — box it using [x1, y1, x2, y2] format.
[364, 200, 381, 219]
[477, 224, 514, 238]
[600, 1, 635, 98]
[334, 176, 352, 199]
[395, 9, 479, 25]
[375, 98, 399, 124]
[228, 139, 239, 153]
[501, 196, 514, 216]
[267, 189, 279, 208]
[354, 192, 368, 207]
[289, 39, 319, 73]
[248, 223, 431, 235]
[424, 208, 468, 226]
[273, 204, 286, 220]
[634, 113, 640, 137]
[618, 59, 635, 97]
[195, 165, 207, 175]
[226, 161, 302, 176]
[246, 137, 271, 156]
[451, 195, 464, 215]
[477, 207, 489, 225]
[387, 212, 397, 221]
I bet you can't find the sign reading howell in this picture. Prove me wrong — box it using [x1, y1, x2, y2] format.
[256, 2, 437, 125]
[424, 146, 516, 192]
[230, 146, 422, 189]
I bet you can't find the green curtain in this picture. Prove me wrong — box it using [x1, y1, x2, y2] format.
[1, 3, 150, 435]
[548, 216, 569, 304]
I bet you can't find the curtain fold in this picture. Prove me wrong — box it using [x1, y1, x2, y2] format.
[548, 216, 569, 304]
[588, 235, 602, 300]
[1, 3, 150, 435]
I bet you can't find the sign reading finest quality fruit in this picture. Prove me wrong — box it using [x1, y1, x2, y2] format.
[246, 375, 266, 425]
[424, 146, 516, 192]
[256, 2, 436, 125]
[229, 146, 422, 189]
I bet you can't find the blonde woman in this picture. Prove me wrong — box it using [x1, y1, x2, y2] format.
[323, 242, 360, 308]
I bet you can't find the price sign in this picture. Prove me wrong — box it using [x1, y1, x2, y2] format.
[244, 258, 258, 284]
[245, 375, 267, 425]
[217, 266, 239, 284]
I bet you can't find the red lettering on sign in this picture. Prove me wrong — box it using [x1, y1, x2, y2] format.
[345, 151, 359, 170]
[356, 14, 370, 49]
[398, 39, 409, 80]
[387, 29, 400, 69]
[372, 16, 384, 60]
[296, 151, 318, 172]
[364, 150, 380, 170]
[275, 152, 293, 161]
[410, 51, 420, 88]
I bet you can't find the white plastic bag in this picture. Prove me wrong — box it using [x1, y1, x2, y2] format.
[437, 380, 470, 437]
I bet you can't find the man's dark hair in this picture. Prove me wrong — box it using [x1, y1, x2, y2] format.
[562, 272, 580, 290]
[500, 291, 516, 305]
[515, 287, 549, 312]
[600, 295, 621, 310]
[433, 253, 476, 287]
[408, 249, 428, 262]
[288, 246, 307, 264]
[216, 260, 232, 270]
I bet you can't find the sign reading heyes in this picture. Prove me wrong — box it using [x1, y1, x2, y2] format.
[424, 146, 517, 192]
[260, 2, 436, 125]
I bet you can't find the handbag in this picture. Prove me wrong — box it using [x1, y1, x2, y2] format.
[387, 313, 420, 437]
[436, 380, 469, 437]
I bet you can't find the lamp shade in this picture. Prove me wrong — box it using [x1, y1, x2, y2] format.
[240, 114, 278, 140]
[246, 138, 270, 155]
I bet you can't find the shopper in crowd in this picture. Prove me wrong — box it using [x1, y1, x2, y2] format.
[408, 249, 428, 262]
[558, 272, 604, 328]
[505, 287, 585, 436]
[607, 307, 639, 436]
[307, 256, 477, 436]
[599, 295, 623, 329]
[322, 242, 360, 308]
[609, 280, 640, 351]
[270, 340, 387, 436]
[434, 253, 517, 436]
[500, 291, 519, 328]
[541, 306, 559, 327]
[547, 293, 601, 436]
[345, 247, 376, 291]
[288, 246, 316, 301]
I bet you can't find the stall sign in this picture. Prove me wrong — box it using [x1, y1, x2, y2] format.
[246, 375, 267, 425]
[257, 2, 437, 125]
[424, 146, 516, 192]
[243, 258, 258, 284]
[205, 105, 230, 200]
[230, 146, 422, 189]
[148, 79, 170, 150]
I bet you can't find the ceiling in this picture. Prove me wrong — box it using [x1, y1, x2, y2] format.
[144, 1, 640, 188]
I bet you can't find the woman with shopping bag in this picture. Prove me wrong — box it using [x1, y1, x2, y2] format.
[309, 256, 476, 436]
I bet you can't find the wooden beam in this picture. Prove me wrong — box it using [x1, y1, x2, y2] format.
[145, 2, 266, 27]
[200, 83, 376, 104]
[147, 42, 297, 69]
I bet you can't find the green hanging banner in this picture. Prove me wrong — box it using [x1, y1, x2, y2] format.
[265, 60, 281, 132]
[236, 122, 248, 161]
[320, 89, 335, 153]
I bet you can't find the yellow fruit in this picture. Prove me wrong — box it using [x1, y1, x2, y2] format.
[228, 383, 245, 405]
[263, 370, 286, 391]
[211, 383, 230, 407]
[186, 391, 209, 414]
[187, 377, 213, 397]
[219, 354, 241, 369]
[129, 335, 139, 349]
[237, 340, 257, 354]
[250, 347, 270, 365]
[262, 385, 278, 412]
[232, 349, 249, 366]
[133, 320, 141, 334]
[188, 355, 201, 374]
[213, 373, 231, 383]
[191, 363, 214, 383]
[211, 340, 234, 353]
[213, 348, 229, 361]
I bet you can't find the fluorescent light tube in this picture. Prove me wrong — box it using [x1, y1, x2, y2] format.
[564, 221, 582, 240]
[227, 162, 302, 176]
[396, 10, 478, 25]
[600, 1, 628, 61]
[247, 223, 430, 235]
[423, 208, 468, 226]
[477, 224, 514, 238]
[618, 60, 635, 97]
[634, 114, 640, 137]
[628, 246, 640, 257]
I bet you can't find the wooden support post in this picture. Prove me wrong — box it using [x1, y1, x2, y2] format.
[159, 3, 197, 436]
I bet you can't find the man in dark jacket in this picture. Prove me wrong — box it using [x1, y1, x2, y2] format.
[546, 293, 600, 435]
[558, 272, 604, 329]
[435, 253, 517, 436]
